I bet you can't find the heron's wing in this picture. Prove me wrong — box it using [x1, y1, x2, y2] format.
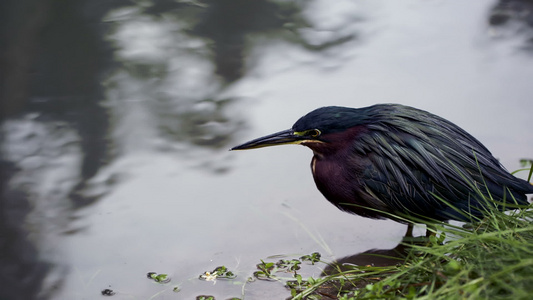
[356, 116, 530, 221]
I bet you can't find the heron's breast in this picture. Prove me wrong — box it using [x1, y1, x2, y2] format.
[311, 156, 357, 202]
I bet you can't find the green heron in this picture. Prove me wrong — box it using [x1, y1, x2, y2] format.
[232, 104, 532, 234]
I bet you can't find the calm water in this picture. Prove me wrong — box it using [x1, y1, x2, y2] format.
[1, 0, 532, 299]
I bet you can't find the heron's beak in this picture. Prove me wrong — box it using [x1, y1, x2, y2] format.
[231, 129, 307, 150]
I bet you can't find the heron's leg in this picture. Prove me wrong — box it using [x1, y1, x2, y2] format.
[425, 224, 436, 237]
[405, 223, 413, 237]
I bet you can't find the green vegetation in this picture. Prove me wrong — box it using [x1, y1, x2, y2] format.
[147, 272, 171, 283]
[199, 265, 237, 281]
[290, 206, 533, 299]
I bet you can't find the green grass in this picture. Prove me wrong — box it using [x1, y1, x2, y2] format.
[289, 198, 533, 299]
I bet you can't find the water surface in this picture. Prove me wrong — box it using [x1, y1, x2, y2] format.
[1, 0, 532, 299]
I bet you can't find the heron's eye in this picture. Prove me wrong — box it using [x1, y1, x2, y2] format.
[307, 129, 321, 137]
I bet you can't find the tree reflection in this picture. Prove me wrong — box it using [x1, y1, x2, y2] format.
[0, 0, 122, 298]
[105, 0, 358, 154]
[488, 0, 533, 52]
[0, 0, 359, 298]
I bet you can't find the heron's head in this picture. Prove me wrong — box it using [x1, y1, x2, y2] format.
[231, 106, 370, 155]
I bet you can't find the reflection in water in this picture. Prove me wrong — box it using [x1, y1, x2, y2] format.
[104, 0, 357, 154]
[0, 0, 358, 298]
[0, 159, 52, 300]
[315, 243, 414, 299]
[193, 0, 300, 82]
[489, 0, 533, 51]
[1, 0, 118, 298]
[323, 243, 408, 275]
[191, 0, 357, 82]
